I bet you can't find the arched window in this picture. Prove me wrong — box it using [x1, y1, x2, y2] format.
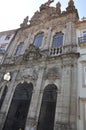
[3, 82, 33, 130]
[33, 32, 44, 48]
[52, 32, 63, 47]
[16, 42, 24, 56]
[37, 84, 57, 130]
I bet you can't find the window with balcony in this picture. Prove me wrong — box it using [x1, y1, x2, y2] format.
[52, 32, 63, 48]
[15, 42, 24, 56]
[33, 32, 44, 48]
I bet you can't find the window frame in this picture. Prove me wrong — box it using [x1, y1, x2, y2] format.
[52, 32, 64, 48]
[33, 32, 44, 48]
[15, 42, 24, 56]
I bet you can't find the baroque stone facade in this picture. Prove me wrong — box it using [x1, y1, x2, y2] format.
[0, 0, 80, 130]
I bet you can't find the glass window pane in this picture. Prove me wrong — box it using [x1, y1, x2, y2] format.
[52, 33, 63, 47]
[16, 42, 24, 56]
[33, 33, 44, 47]
[83, 31, 86, 37]
[83, 31, 86, 42]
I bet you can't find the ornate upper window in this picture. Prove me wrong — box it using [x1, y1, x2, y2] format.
[52, 32, 63, 47]
[16, 42, 24, 56]
[33, 32, 44, 48]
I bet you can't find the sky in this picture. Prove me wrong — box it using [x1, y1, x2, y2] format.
[0, 0, 86, 32]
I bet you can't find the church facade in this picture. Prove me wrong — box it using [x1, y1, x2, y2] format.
[0, 0, 84, 130]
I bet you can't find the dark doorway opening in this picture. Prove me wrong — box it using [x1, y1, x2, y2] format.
[3, 82, 33, 130]
[37, 84, 57, 130]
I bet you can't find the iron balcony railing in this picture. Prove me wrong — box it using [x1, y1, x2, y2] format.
[78, 36, 86, 44]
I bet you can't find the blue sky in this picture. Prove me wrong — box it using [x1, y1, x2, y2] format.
[0, 0, 86, 32]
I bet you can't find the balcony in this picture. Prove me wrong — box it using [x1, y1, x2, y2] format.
[50, 47, 62, 56]
[78, 36, 86, 48]
[50, 45, 77, 56]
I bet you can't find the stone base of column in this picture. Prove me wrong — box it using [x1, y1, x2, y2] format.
[55, 122, 75, 130]
[25, 117, 37, 130]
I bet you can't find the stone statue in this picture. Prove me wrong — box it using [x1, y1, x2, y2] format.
[20, 16, 29, 28]
[68, 0, 74, 7]
[44, 0, 54, 6]
[56, 2, 61, 15]
[66, 0, 76, 12]
[40, 0, 54, 11]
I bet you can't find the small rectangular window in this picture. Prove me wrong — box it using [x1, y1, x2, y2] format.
[0, 43, 8, 52]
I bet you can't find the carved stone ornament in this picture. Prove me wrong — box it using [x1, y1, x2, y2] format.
[20, 16, 29, 28]
[40, 0, 54, 11]
[46, 67, 60, 79]
[56, 2, 61, 15]
[66, 0, 77, 13]
[30, 0, 78, 26]
[23, 44, 42, 61]
[16, 68, 38, 82]
[30, 0, 63, 25]
[55, 122, 71, 130]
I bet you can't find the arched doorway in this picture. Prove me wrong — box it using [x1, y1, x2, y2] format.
[3, 82, 33, 130]
[37, 84, 57, 130]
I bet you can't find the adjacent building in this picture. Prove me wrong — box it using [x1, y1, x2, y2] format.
[0, 30, 16, 64]
[76, 20, 86, 130]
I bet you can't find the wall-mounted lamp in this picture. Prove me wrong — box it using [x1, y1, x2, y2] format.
[3, 72, 11, 81]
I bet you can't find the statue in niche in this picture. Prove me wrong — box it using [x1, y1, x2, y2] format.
[20, 16, 29, 28]
[56, 2, 61, 15]
[40, 0, 54, 11]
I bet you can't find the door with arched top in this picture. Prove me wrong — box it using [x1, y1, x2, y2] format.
[3, 82, 33, 130]
[37, 84, 57, 130]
